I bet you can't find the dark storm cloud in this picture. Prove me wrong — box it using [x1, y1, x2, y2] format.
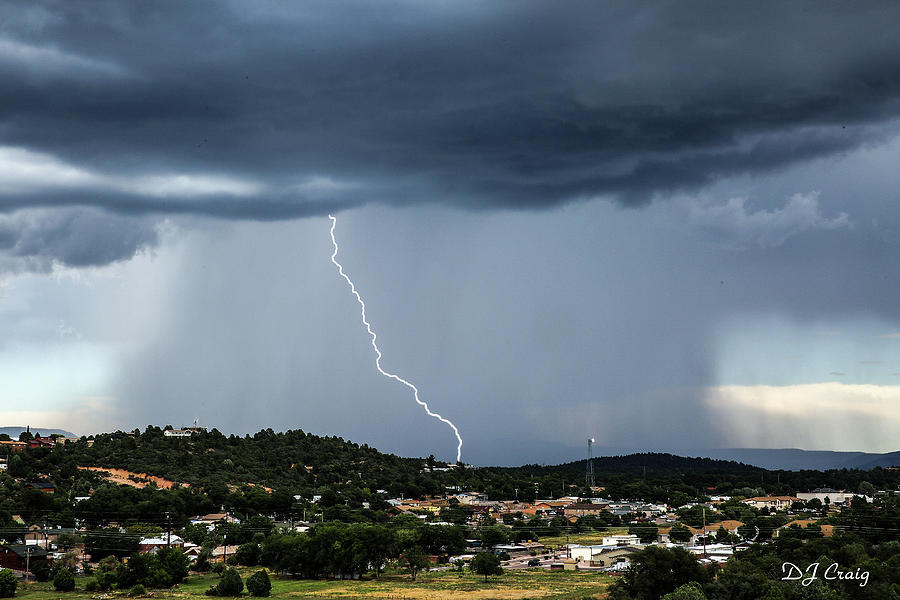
[1, 0, 900, 225]
[0, 208, 158, 269]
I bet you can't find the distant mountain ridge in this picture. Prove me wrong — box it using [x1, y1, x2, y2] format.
[569, 446, 900, 471]
[0, 426, 77, 438]
[688, 448, 900, 471]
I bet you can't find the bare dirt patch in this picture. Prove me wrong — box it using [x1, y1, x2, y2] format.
[78, 466, 187, 489]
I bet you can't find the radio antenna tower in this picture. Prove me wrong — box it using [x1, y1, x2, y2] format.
[586, 437, 595, 488]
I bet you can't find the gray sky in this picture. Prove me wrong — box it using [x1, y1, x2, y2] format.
[2, 1, 900, 464]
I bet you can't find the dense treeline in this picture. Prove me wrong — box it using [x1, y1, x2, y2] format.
[3, 426, 900, 535]
[610, 532, 900, 600]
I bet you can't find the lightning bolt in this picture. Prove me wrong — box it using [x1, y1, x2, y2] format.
[329, 214, 464, 463]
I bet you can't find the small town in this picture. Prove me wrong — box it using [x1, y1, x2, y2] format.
[3, 3, 900, 597]
[0, 427, 889, 598]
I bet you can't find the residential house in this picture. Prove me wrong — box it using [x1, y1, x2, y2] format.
[0, 545, 48, 570]
[138, 535, 184, 553]
[210, 545, 241, 563]
[564, 503, 609, 518]
[28, 436, 56, 449]
[0, 440, 27, 453]
[23, 481, 56, 494]
[601, 534, 641, 547]
[183, 542, 203, 561]
[190, 513, 240, 530]
[24, 526, 80, 549]
[53, 437, 83, 445]
[569, 545, 639, 568]
[684, 542, 738, 563]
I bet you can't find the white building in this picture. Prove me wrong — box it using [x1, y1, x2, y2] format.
[602, 534, 641, 547]
[796, 489, 871, 506]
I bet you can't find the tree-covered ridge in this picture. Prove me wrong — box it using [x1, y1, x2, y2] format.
[515, 452, 760, 475]
[5, 425, 900, 534]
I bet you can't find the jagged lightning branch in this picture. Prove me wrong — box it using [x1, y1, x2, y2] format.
[329, 215, 464, 462]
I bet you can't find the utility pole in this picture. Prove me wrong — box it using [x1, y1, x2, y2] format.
[702, 508, 707, 557]
[165, 512, 172, 547]
[25, 547, 32, 580]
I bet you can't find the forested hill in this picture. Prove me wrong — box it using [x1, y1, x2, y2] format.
[509, 452, 759, 476]
[9, 427, 900, 506]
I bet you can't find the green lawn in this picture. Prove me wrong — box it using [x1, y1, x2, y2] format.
[12, 567, 613, 600]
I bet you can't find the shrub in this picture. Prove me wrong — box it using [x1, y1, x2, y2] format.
[98, 555, 120, 573]
[128, 583, 147, 597]
[211, 562, 225, 575]
[204, 585, 220, 596]
[95, 570, 116, 591]
[84, 578, 100, 592]
[0, 569, 18, 598]
[246, 569, 271, 597]
[52, 567, 76, 592]
[31, 560, 51, 582]
[216, 567, 244, 596]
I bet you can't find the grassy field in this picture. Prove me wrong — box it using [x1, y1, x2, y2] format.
[12, 568, 613, 600]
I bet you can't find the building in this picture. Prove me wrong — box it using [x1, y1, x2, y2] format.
[796, 489, 870, 506]
[190, 513, 241, 530]
[210, 545, 241, 562]
[164, 429, 194, 438]
[28, 436, 56, 449]
[776, 520, 835, 538]
[0, 440, 27, 453]
[742, 496, 801, 511]
[23, 481, 56, 494]
[602, 534, 641, 547]
[564, 503, 609, 518]
[138, 535, 184, 553]
[0, 545, 48, 570]
[54, 437, 83, 445]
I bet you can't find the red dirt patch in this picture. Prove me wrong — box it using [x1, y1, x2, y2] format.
[78, 466, 187, 489]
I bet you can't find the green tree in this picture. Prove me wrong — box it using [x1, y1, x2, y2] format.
[235, 542, 261, 566]
[401, 547, 429, 581]
[479, 526, 510, 548]
[52, 568, 76, 592]
[216, 567, 244, 597]
[669, 523, 693, 544]
[470, 552, 503, 582]
[155, 546, 191, 586]
[0, 569, 17, 598]
[246, 570, 271, 597]
[662, 581, 707, 600]
[613, 546, 708, 600]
